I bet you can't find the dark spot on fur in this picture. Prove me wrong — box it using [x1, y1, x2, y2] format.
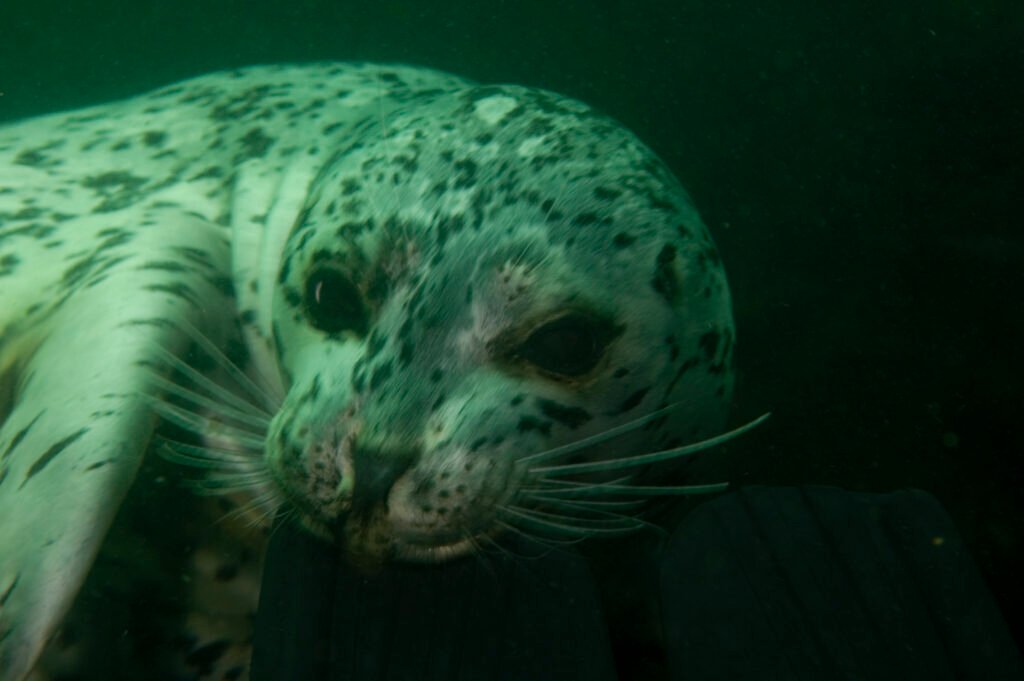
[307, 376, 321, 400]
[0, 574, 18, 606]
[652, 244, 680, 302]
[191, 165, 223, 180]
[699, 330, 720, 360]
[398, 340, 414, 367]
[369, 360, 394, 391]
[13, 141, 64, 168]
[238, 127, 273, 160]
[341, 177, 361, 195]
[537, 399, 591, 429]
[612, 233, 636, 248]
[142, 282, 198, 304]
[138, 260, 187, 273]
[618, 387, 650, 413]
[0, 253, 20, 276]
[81, 171, 148, 212]
[516, 416, 551, 436]
[667, 335, 680, 362]
[81, 171, 145, 191]
[453, 159, 477, 189]
[142, 130, 167, 147]
[571, 211, 602, 227]
[21, 428, 89, 488]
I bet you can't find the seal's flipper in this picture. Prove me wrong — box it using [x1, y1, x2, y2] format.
[0, 211, 232, 681]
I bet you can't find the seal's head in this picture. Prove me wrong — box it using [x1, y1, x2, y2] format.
[265, 84, 735, 562]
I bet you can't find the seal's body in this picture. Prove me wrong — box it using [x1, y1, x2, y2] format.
[0, 63, 736, 680]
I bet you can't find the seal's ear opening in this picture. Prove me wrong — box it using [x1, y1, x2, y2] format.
[250, 516, 617, 681]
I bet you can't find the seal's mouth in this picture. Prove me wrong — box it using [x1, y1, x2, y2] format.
[391, 535, 480, 563]
[339, 512, 493, 565]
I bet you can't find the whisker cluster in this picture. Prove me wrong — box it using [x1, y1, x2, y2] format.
[495, 408, 770, 551]
[141, 324, 285, 530]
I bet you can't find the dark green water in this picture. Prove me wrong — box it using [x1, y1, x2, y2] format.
[1, 0, 1021, 676]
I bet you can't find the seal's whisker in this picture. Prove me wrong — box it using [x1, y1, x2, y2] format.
[519, 492, 646, 510]
[526, 480, 729, 499]
[518, 404, 681, 465]
[495, 516, 583, 546]
[158, 439, 263, 470]
[493, 518, 584, 550]
[474, 531, 517, 560]
[160, 441, 272, 496]
[528, 495, 643, 517]
[147, 348, 275, 423]
[190, 473, 274, 494]
[501, 505, 645, 537]
[527, 475, 636, 489]
[531, 497, 667, 536]
[149, 399, 268, 450]
[264, 509, 294, 543]
[148, 373, 271, 430]
[188, 463, 271, 482]
[217, 488, 283, 529]
[463, 534, 502, 577]
[509, 503, 647, 531]
[178, 321, 284, 411]
[531, 412, 771, 477]
[478, 526, 570, 563]
[146, 332, 280, 523]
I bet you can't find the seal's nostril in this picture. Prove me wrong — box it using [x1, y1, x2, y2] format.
[351, 444, 418, 513]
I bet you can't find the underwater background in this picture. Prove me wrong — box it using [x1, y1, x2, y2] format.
[1, 0, 1021, 670]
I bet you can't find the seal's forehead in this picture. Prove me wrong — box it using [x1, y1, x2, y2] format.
[337, 82, 655, 173]
[309, 83, 693, 230]
[292, 81, 713, 297]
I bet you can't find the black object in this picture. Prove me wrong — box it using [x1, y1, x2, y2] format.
[253, 487, 1023, 680]
[661, 486, 1024, 680]
[251, 525, 616, 681]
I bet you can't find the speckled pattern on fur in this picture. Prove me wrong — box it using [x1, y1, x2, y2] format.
[0, 63, 735, 680]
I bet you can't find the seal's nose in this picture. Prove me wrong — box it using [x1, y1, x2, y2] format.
[351, 443, 418, 514]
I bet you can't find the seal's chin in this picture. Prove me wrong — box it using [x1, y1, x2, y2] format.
[384, 513, 497, 563]
[391, 535, 480, 563]
[336, 502, 498, 565]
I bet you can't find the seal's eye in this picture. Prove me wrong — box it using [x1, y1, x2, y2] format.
[303, 267, 369, 335]
[515, 313, 620, 378]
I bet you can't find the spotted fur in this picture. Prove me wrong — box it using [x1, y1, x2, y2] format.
[0, 63, 735, 679]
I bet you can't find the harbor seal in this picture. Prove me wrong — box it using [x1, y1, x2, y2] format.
[0, 62, 753, 679]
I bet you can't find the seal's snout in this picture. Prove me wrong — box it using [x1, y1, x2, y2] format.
[351, 443, 419, 513]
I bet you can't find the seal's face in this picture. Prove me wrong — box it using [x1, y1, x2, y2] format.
[268, 85, 734, 562]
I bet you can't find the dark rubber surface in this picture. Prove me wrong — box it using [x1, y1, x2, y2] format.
[251, 526, 615, 681]
[660, 486, 1024, 680]
[253, 486, 1023, 680]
